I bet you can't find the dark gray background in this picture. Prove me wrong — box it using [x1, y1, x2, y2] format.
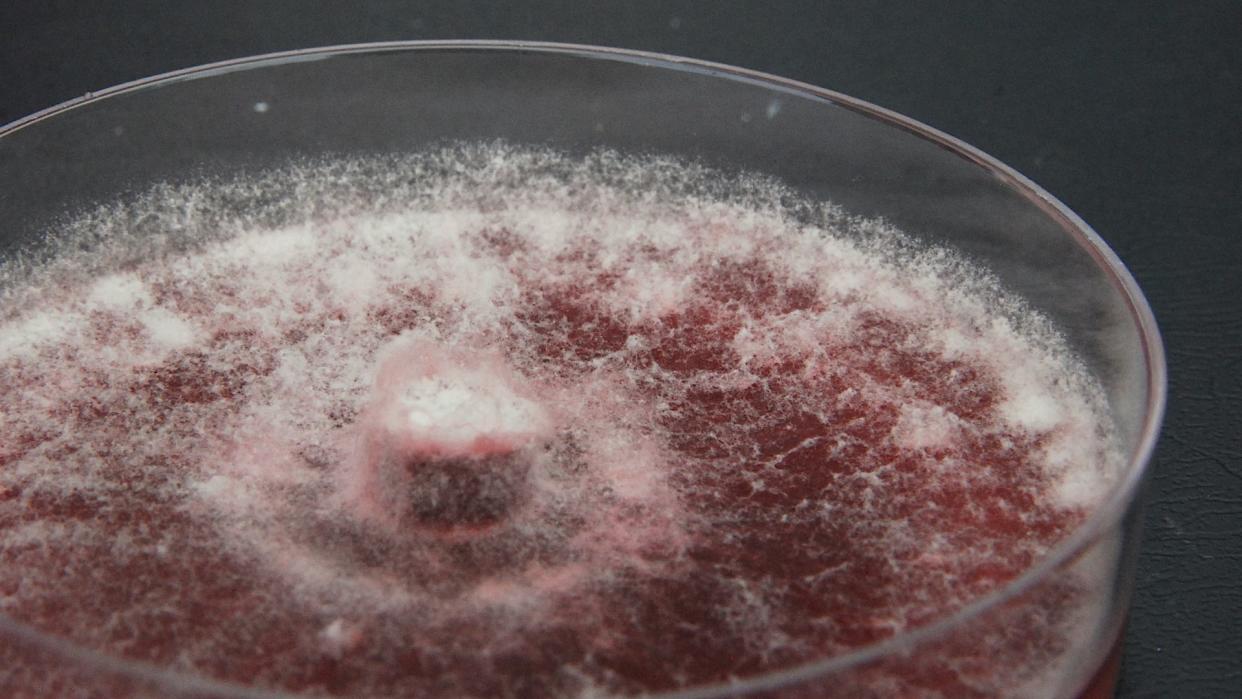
[2, 1, 1238, 696]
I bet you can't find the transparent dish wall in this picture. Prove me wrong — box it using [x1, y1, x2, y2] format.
[0, 43, 1163, 698]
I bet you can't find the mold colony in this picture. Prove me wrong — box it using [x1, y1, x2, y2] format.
[0, 148, 1120, 697]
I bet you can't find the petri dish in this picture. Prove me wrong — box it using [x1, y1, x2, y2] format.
[0, 42, 1165, 698]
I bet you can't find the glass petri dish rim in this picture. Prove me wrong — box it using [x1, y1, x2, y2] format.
[0, 40, 1168, 699]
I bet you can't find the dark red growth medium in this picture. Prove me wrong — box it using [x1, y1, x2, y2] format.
[0, 150, 1121, 698]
